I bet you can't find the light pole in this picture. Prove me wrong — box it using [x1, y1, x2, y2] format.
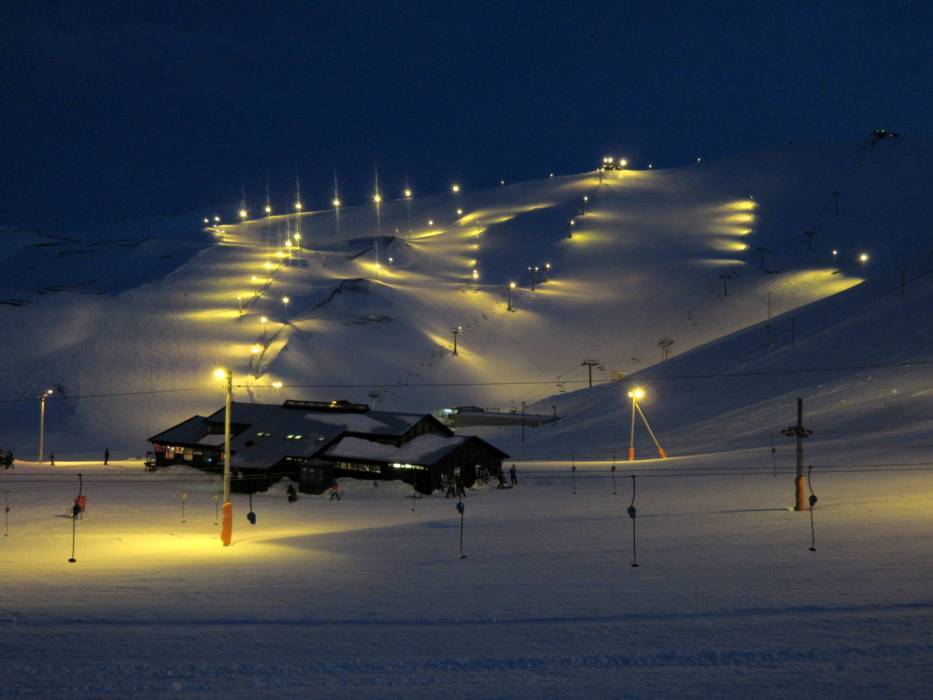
[451, 325, 462, 356]
[282, 296, 290, 323]
[507, 281, 516, 312]
[38, 389, 53, 463]
[260, 315, 268, 339]
[832, 249, 838, 268]
[214, 368, 234, 546]
[568, 218, 576, 239]
[859, 252, 869, 278]
[627, 387, 667, 461]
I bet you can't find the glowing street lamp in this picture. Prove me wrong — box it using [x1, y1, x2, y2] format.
[213, 215, 221, 223]
[859, 252, 869, 277]
[271, 380, 283, 390]
[212, 368, 234, 546]
[332, 197, 341, 208]
[428, 219, 434, 227]
[471, 268, 479, 281]
[282, 296, 290, 321]
[239, 208, 248, 221]
[568, 218, 576, 239]
[403, 188, 413, 199]
[457, 208, 464, 217]
[260, 315, 268, 337]
[294, 201, 303, 211]
[37, 389, 53, 463]
[451, 183, 461, 194]
[203, 217, 210, 225]
[832, 249, 838, 267]
[373, 193, 383, 205]
[507, 281, 516, 311]
[451, 325, 463, 356]
[627, 387, 667, 461]
[264, 204, 272, 215]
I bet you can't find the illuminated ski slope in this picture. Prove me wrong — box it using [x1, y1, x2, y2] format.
[0, 137, 929, 456]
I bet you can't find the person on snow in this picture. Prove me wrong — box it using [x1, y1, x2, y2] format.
[329, 481, 341, 501]
[286, 484, 298, 503]
[510, 464, 518, 486]
[103, 448, 110, 465]
[49, 452, 55, 466]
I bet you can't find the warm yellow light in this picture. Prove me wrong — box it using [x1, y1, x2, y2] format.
[294, 233, 301, 241]
[509, 281, 516, 289]
[213, 215, 221, 223]
[264, 261, 273, 270]
[451, 184, 461, 193]
[260, 316, 268, 323]
[264, 205, 272, 214]
[295, 201, 303, 211]
[428, 219, 434, 226]
[618, 158, 628, 167]
[373, 193, 383, 204]
[251, 275, 258, 283]
[332, 198, 341, 207]
[250, 345, 261, 355]
[628, 387, 646, 400]
[271, 381, 283, 389]
[404, 188, 412, 198]
[859, 253, 869, 263]
[457, 208, 463, 216]
[203, 217, 210, 224]
[472, 269, 479, 280]
[239, 209, 248, 219]
[832, 249, 838, 256]
[213, 368, 229, 380]
[282, 296, 290, 304]
[545, 262, 551, 269]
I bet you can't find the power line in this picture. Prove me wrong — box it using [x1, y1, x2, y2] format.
[2, 356, 932, 406]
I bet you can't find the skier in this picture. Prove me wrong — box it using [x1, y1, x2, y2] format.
[49, 452, 55, 466]
[510, 464, 518, 486]
[286, 484, 298, 503]
[329, 481, 341, 501]
[103, 448, 110, 465]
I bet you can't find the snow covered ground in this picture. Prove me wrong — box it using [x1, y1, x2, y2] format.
[1, 452, 932, 697]
[2, 137, 933, 696]
[2, 136, 930, 457]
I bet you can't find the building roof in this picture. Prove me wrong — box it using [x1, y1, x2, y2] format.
[148, 415, 209, 445]
[323, 433, 509, 466]
[150, 401, 459, 470]
[323, 434, 471, 466]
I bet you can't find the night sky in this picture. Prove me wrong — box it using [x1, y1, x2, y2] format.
[2, 0, 931, 231]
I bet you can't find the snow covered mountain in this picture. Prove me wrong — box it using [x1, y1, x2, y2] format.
[2, 135, 931, 458]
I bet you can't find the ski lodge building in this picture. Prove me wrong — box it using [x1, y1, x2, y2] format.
[148, 399, 508, 494]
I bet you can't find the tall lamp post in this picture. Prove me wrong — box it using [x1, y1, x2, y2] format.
[859, 252, 869, 278]
[507, 281, 516, 312]
[451, 325, 463, 356]
[38, 389, 53, 463]
[214, 368, 234, 546]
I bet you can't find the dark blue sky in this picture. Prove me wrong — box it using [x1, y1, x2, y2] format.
[2, 0, 931, 231]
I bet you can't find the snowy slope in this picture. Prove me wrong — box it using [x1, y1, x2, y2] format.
[1, 136, 931, 457]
